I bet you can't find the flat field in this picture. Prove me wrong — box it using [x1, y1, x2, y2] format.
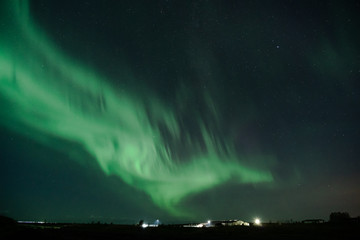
[1, 222, 359, 240]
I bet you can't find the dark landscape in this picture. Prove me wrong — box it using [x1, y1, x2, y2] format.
[1, 215, 359, 240]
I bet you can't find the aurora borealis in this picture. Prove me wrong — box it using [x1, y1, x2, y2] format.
[1, 0, 360, 223]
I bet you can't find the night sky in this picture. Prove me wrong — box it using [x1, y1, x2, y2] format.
[1, 0, 360, 224]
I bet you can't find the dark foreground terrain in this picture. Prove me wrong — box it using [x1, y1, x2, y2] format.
[1, 222, 359, 240]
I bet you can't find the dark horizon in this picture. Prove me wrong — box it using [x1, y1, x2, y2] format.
[3, 211, 359, 226]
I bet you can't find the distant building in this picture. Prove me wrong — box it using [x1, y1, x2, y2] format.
[301, 219, 325, 224]
[140, 219, 161, 228]
[213, 220, 250, 226]
[184, 219, 249, 228]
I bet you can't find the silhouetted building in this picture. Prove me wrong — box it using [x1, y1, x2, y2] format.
[301, 219, 325, 224]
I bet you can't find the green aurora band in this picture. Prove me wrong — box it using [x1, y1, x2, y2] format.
[0, 1, 273, 216]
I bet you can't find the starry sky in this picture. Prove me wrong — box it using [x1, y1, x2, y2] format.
[0, 0, 359, 224]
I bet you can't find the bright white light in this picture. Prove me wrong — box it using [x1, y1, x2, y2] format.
[141, 223, 148, 228]
[207, 220, 211, 224]
[254, 218, 261, 225]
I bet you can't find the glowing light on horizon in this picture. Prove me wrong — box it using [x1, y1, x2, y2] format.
[0, 0, 274, 217]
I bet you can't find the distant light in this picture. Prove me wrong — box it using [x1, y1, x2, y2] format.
[207, 220, 211, 224]
[254, 218, 261, 225]
[17, 220, 45, 224]
[141, 223, 148, 228]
